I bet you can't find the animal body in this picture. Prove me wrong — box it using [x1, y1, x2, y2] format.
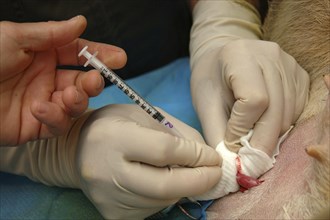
[207, 0, 330, 219]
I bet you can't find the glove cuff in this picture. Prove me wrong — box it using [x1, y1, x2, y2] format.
[56, 111, 94, 188]
[190, 0, 262, 68]
[0, 110, 94, 189]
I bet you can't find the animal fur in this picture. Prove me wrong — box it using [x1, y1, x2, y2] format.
[263, 0, 330, 122]
[263, 0, 330, 219]
[276, 76, 329, 219]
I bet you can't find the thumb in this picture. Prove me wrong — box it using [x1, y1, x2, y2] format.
[17, 15, 87, 51]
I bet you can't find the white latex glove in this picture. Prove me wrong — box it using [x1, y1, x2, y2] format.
[0, 104, 222, 219]
[190, 0, 310, 155]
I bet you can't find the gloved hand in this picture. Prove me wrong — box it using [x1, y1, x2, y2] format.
[190, 0, 310, 156]
[0, 104, 222, 219]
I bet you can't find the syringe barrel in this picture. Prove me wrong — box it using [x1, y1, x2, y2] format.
[78, 46, 166, 124]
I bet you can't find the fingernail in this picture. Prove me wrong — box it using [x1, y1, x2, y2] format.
[75, 90, 84, 104]
[97, 76, 105, 89]
[69, 15, 81, 21]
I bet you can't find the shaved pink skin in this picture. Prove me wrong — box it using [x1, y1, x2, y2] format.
[207, 116, 318, 219]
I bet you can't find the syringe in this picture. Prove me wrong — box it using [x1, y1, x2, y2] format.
[79, 46, 183, 138]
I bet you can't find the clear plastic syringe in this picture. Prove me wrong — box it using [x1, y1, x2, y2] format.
[79, 46, 183, 138]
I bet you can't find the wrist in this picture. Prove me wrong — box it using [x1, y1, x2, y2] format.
[64, 110, 95, 188]
[25, 110, 94, 189]
[190, 0, 263, 68]
[31, 112, 92, 189]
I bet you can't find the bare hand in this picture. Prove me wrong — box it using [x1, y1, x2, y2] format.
[0, 16, 127, 145]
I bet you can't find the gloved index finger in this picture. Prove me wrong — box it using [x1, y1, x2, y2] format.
[115, 122, 223, 199]
[224, 57, 269, 152]
[249, 61, 287, 156]
[123, 124, 222, 168]
[123, 162, 222, 200]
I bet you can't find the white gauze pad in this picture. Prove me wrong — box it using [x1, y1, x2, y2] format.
[192, 128, 292, 201]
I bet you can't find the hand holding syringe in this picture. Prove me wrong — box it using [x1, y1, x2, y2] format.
[79, 46, 183, 138]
